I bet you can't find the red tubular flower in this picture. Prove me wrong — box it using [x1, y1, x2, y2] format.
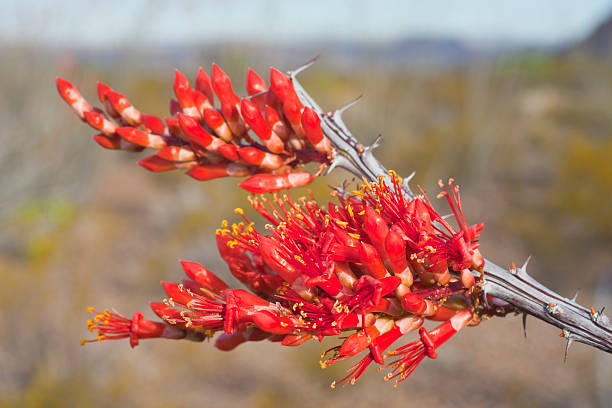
[384, 309, 473, 386]
[81, 169, 498, 387]
[82, 308, 203, 348]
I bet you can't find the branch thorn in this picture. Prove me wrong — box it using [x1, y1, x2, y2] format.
[335, 95, 363, 117]
[288, 55, 320, 79]
[561, 330, 574, 363]
[570, 289, 580, 302]
[364, 135, 383, 155]
[521, 255, 531, 271]
[522, 312, 527, 338]
[517, 255, 532, 277]
[325, 154, 361, 177]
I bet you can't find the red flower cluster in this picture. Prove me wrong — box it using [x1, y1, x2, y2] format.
[83, 172, 490, 387]
[56, 65, 331, 193]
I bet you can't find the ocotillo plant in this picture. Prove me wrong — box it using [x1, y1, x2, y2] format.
[57, 59, 611, 387]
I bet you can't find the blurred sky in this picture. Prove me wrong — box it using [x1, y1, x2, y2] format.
[2, 0, 612, 47]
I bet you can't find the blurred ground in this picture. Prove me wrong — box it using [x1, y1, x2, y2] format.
[0, 43, 611, 407]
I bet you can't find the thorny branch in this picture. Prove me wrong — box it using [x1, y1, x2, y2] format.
[289, 60, 612, 356]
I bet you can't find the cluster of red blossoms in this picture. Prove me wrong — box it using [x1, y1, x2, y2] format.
[82, 172, 500, 387]
[56, 65, 331, 194]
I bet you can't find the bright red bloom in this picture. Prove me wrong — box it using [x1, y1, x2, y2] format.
[82, 171, 505, 387]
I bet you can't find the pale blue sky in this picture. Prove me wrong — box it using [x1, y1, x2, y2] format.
[2, 0, 612, 47]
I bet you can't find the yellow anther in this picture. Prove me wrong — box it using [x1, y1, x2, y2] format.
[234, 208, 244, 215]
[86, 307, 94, 313]
[320, 360, 328, 369]
[335, 220, 348, 227]
[280, 322, 288, 327]
[348, 233, 360, 240]
[358, 210, 365, 216]
[388, 169, 401, 182]
[330, 381, 336, 389]
[80, 339, 87, 346]
[221, 220, 229, 228]
[347, 205, 354, 218]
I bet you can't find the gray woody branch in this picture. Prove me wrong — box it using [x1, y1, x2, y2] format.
[289, 61, 612, 356]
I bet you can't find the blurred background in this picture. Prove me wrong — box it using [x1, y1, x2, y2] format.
[1, 0, 611, 406]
